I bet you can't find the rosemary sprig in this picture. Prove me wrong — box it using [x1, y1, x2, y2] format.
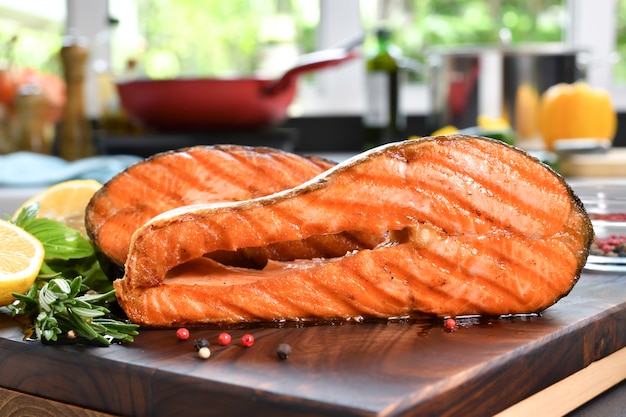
[7, 204, 139, 346]
[10, 276, 138, 346]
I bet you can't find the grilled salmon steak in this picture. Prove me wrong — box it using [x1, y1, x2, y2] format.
[86, 145, 380, 270]
[115, 135, 593, 327]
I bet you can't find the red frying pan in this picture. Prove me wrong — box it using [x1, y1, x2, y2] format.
[116, 47, 359, 131]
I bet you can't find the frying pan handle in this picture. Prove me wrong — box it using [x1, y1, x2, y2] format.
[263, 48, 359, 96]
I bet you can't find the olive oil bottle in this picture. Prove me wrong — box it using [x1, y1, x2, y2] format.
[363, 28, 406, 148]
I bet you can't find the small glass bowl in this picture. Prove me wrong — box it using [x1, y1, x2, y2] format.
[572, 183, 626, 271]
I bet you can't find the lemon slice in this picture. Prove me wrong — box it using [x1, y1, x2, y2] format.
[13, 179, 102, 237]
[0, 219, 45, 306]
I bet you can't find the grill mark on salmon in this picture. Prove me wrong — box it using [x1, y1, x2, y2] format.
[412, 150, 562, 236]
[86, 145, 382, 269]
[423, 235, 562, 310]
[426, 142, 564, 224]
[381, 250, 473, 314]
[114, 135, 593, 327]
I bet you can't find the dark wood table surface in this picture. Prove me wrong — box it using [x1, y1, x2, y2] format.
[0, 270, 624, 417]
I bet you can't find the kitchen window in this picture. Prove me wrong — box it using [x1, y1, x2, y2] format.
[361, 0, 565, 82]
[303, 0, 624, 116]
[1, 0, 625, 117]
[107, 0, 319, 79]
[0, 0, 66, 73]
[104, 0, 626, 116]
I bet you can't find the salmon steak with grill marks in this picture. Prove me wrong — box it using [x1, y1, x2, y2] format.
[86, 145, 381, 272]
[114, 135, 593, 327]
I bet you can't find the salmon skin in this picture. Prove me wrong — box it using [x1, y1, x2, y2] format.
[86, 145, 380, 271]
[115, 135, 593, 327]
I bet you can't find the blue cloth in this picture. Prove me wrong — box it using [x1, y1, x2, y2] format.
[0, 152, 142, 186]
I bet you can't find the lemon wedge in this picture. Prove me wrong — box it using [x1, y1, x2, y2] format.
[13, 179, 102, 237]
[0, 219, 45, 306]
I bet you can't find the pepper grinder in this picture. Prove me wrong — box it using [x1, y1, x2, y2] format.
[57, 33, 96, 160]
[15, 82, 52, 154]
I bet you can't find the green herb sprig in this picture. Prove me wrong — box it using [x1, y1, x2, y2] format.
[7, 204, 139, 346]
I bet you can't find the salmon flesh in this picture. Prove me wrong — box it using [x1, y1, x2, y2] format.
[114, 135, 594, 327]
[85, 145, 381, 270]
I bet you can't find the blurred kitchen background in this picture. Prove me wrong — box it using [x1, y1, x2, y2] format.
[0, 0, 625, 159]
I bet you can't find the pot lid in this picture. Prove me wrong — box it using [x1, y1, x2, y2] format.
[426, 42, 586, 57]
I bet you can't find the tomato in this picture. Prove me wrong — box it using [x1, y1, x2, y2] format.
[0, 68, 17, 104]
[0, 67, 66, 121]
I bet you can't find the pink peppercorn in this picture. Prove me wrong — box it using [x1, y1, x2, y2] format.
[445, 318, 457, 330]
[176, 328, 190, 341]
[241, 333, 254, 347]
[217, 332, 232, 346]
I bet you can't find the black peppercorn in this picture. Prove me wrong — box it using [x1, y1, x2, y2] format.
[276, 343, 292, 360]
[193, 338, 210, 351]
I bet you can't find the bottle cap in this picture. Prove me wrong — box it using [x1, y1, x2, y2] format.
[62, 28, 89, 48]
[376, 27, 392, 40]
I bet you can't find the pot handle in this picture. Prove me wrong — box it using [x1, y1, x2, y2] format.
[263, 47, 359, 96]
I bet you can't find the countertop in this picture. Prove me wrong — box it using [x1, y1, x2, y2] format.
[0, 269, 625, 417]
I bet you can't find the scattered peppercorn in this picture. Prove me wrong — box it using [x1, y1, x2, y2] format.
[198, 346, 211, 359]
[193, 338, 210, 350]
[176, 327, 190, 341]
[217, 332, 232, 346]
[444, 318, 457, 330]
[589, 213, 626, 221]
[276, 343, 292, 360]
[590, 234, 626, 258]
[241, 333, 254, 347]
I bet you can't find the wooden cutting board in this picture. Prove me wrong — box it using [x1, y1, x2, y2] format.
[0, 270, 624, 417]
[559, 147, 626, 177]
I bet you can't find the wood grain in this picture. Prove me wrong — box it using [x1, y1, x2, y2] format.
[0, 270, 624, 417]
[0, 385, 116, 417]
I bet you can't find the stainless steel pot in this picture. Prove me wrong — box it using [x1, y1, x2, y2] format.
[427, 44, 587, 140]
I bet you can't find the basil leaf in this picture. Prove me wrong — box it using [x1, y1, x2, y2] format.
[13, 203, 39, 227]
[10, 205, 139, 346]
[38, 262, 62, 279]
[22, 218, 94, 260]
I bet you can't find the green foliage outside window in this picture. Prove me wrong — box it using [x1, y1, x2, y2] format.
[0, 25, 64, 76]
[615, 0, 626, 83]
[7, 0, 626, 86]
[361, 0, 564, 81]
[117, 0, 319, 79]
[129, 0, 566, 82]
